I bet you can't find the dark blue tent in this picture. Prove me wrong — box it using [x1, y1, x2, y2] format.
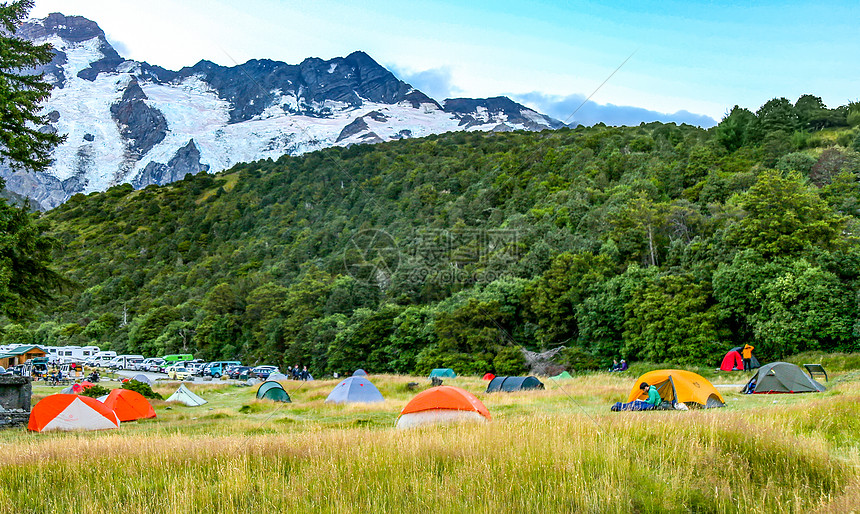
[325, 376, 384, 404]
[486, 376, 544, 393]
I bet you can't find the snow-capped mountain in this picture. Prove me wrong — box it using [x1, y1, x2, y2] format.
[4, 13, 563, 210]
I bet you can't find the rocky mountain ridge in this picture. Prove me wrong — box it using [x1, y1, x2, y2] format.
[4, 13, 563, 210]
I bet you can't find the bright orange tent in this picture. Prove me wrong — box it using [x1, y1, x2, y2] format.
[102, 389, 156, 422]
[29, 394, 120, 432]
[396, 386, 491, 429]
[482, 373, 495, 381]
[627, 369, 725, 408]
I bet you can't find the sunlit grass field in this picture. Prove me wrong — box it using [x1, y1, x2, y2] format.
[1, 363, 858, 513]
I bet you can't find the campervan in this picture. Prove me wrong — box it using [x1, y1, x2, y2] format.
[162, 354, 193, 365]
[108, 355, 145, 370]
[53, 345, 101, 364]
[87, 351, 117, 367]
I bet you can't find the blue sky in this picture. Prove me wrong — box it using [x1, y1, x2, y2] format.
[31, 0, 860, 127]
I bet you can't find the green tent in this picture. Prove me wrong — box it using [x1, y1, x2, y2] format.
[549, 371, 573, 380]
[743, 362, 825, 394]
[429, 368, 457, 378]
[256, 381, 292, 402]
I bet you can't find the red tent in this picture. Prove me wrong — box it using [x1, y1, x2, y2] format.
[482, 373, 495, 381]
[29, 394, 120, 432]
[720, 350, 743, 371]
[102, 389, 156, 422]
[396, 386, 491, 428]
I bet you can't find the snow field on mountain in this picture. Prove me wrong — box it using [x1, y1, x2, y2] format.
[40, 36, 127, 191]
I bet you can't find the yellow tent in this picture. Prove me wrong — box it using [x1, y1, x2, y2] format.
[627, 369, 725, 408]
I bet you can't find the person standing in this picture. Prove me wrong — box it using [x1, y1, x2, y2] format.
[742, 344, 755, 371]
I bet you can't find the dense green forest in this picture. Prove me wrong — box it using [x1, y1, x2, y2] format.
[6, 94, 860, 374]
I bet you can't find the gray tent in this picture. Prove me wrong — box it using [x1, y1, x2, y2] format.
[132, 374, 154, 386]
[256, 381, 291, 402]
[325, 376, 384, 404]
[744, 362, 825, 394]
[267, 373, 289, 382]
[486, 376, 545, 393]
[352, 369, 368, 377]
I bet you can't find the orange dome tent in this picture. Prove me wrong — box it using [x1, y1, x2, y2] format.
[102, 389, 156, 422]
[396, 386, 491, 429]
[29, 394, 120, 432]
[482, 373, 495, 381]
[627, 370, 725, 408]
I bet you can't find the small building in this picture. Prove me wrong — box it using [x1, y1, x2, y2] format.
[0, 345, 48, 369]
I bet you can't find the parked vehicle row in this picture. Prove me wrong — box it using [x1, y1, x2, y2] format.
[81, 354, 280, 381]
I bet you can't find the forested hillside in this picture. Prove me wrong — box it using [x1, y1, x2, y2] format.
[10, 95, 860, 374]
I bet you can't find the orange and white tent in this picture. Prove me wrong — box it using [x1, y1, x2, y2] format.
[396, 386, 491, 429]
[102, 389, 156, 422]
[29, 394, 120, 432]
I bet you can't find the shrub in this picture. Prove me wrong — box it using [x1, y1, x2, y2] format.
[121, 380, 163, 400]
[79, 385, 111, 398]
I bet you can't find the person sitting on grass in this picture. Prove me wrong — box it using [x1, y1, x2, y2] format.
[609, 359, 620, 372]
[610, 381, 663, 411]
[618, 359, 628, 371]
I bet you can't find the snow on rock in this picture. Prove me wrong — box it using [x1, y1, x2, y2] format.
[5, 13, 563, 210]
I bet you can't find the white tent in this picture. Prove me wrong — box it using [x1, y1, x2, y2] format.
[165, 384, 207, 406]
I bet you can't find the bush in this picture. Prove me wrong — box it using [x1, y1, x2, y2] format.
[560, 347, 601, 371]
[121, 380, 163, 400]
[776, 152, 816, 175]
[79, 385, 111, 398]
[836, 133, 854, 147]
[493, 346, 527, 375]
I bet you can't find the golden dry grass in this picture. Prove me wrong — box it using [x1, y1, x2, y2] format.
[2, 370, 858, 513]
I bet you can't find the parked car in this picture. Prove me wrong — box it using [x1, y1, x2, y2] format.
[166, 364, 192, 381]
[251, 365, 280, 380]
[228, 366, 253, 380]
[137, 358, 159, 371]
[185, 362, 204, 375]
[202, 361, 241, 378]
[145, 358, 166, 373]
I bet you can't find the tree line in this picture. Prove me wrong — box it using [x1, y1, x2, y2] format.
[0, 93, 852, 374]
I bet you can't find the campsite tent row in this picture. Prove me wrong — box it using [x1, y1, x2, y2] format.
[29, 389, 156, 432]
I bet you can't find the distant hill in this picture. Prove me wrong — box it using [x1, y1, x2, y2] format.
[31, 106, 860, 373]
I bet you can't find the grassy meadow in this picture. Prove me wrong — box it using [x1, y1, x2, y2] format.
[1, 364, 859, 513]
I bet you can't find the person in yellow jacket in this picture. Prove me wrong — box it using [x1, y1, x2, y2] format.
[742, 344, 755, 371]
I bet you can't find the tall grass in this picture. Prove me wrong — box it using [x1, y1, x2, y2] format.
[1, 373, 857, 512]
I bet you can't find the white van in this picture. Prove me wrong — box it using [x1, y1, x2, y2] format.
[108, 355, 145, 370]
[87, 351, 117, 367]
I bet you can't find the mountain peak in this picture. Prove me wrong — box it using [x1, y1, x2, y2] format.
[5, 12, 564, 210]
[17, 12, 106, 43]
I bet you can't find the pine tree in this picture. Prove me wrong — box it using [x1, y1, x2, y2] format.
[0, 0, 65, 172]
[0, 1, 66, 319]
